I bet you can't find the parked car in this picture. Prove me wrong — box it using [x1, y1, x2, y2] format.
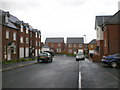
[37, 52, 53, 63]
[76, 53, 85, 61]
[102, 53, 120, 68]
[44, 51, 55, 57]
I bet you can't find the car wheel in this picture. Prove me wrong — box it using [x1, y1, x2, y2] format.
[111, 62, 117, 68]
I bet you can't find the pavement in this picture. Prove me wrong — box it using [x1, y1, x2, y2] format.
[1, 60, 37, 72]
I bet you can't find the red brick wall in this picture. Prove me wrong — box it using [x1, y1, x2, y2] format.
[104, 24, 120, 55]
[96, 40, 104, 55]
[2, 26, 18, 61]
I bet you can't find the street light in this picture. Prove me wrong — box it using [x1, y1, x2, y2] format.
[83, 35, 86, 43]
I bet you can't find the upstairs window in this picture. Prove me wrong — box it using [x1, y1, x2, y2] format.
[36, 41, 38, 46]
[79, 44, 82, 48]
[26, 27, 29, 34]
[58, 43, 61, 47]
[26, 38, 29, 44]
[6, 31, 10, 39]
[74, 44, 76, 47]
[20, 37, 23, 43]
[13, 32, 16, 41]
[68, 44, 72, 47]
[20, 25, 23, 32]
[36, 32, 37, 37]
[5, 15, 9, 23]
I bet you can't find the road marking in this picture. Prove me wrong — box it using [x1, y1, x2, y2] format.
[79, 72, 82, 89]
[106, 71, 120, 82]
[78, 61, 82, 89]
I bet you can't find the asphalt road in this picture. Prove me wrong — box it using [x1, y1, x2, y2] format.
[2, 55, 79, 88]
[80, 58, 120, 88]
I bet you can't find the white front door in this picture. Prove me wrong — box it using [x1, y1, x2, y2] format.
[7, 50, 11, 60]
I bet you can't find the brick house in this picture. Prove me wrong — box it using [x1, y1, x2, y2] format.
[1, 10, 19, 61]
[66, 37, 84, 54]
[103, 10, 120, 55]
[88, 39, 97, 54]
[1, 9, 41, 61]
[45, 37, 65, 53]
[95, 15, 112, 55]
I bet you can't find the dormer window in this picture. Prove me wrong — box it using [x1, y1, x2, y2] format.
[5, 14, 9, 23]
[26, 27, 29, 34]
[20, 25, 23, 32]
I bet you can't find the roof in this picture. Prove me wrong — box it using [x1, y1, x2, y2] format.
[95, 15, 112, 29]
[0, 9, 18, 29]
[67, 37, 84, 44]
[89, 39, 97, 44]
[105, 10, 120, 25]
[45, 38, 64, 43]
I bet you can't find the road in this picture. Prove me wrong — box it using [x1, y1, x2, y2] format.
[2, 55, 79, 88]
[2, 55, 120, 89]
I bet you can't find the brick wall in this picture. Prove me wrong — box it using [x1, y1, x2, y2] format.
[0, 25, 2, 61]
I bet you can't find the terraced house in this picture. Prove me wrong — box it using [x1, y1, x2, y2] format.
[1, 9, 41, 61]
[66, 37, 84, 54]
[45, 37, 65, 53]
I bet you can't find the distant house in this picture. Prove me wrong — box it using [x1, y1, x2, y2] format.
[102, 10, 120, 55]
[95, 15, 112, 55]
[66, 37, 84, 54]
[88, 39, 97, 54]
[45, 37, 65, 53]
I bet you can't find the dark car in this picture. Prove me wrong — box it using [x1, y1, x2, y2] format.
[44, 51, 54, 57]
[37, 52, 53, 63]
[102, 53, 120, 68]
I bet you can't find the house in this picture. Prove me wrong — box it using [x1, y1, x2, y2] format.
[45, 37, 65, 53]
[103, 10, 120, 55]
[66, 37, 84, 54]
[88, 39, 97, 54]
[1, 9, 41, 61]
[1, 10, 19, 61]
[95, 15, 112, 55]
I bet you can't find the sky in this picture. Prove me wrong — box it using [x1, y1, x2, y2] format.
[1, 0, 120, 43]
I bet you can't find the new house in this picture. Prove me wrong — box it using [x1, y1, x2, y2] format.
[66, 37, 84, 54]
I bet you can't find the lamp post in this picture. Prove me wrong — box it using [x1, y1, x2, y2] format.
[83, 35, 86, 43]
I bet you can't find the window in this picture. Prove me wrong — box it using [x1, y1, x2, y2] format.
[26, 38, 29, 44]
[20, 37, 23, 43]
[30, 32, 32, 37]
[20, 25, 23, 32]
[36, 41, 38, 46]
[39, 34, 41, 38]
[68, 49, 72, 53]
[91, 45, 93, 48]
[36, 32, 37, 37]
[5, 15, 9, 23]
[39, 41, 41, 46]
[6, 31, 10, 39]
[13, 32, 16, 41]
[74, 44, 76, 47]
[4, 46, 7, 53]
[58, 43, 61, 47]
[79, 44, 82, 48]
[68, 44, 72, 47]
[26, 27, 29, 34]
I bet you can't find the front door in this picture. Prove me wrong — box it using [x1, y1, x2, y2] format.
[7, 49, 11, 60]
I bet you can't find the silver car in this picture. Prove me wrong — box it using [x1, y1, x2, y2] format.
[76, 53, 85, 61]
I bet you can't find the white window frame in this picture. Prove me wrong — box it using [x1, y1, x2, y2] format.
[58, 43, 61, 47]
[36, 41, 38, 46]
[26, 38, 29, 44]
[13, 32, 16, 41]
[74, 44, 76, 47]
[68, 44, 72, 48]
[6, 31, 9, 39]
[5, 15, 9, 23]
[20, 25, 23, 32]
[36, 32, 37, 37]
[79, 44, 82, 48]
[20, 37, 23, 43]
[26, 27, 29, 34]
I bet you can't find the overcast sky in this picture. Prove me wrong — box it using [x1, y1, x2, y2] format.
[1, 0, 120, 43]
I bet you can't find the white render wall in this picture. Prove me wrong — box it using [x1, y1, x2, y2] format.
[96, 26, 103, 40]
